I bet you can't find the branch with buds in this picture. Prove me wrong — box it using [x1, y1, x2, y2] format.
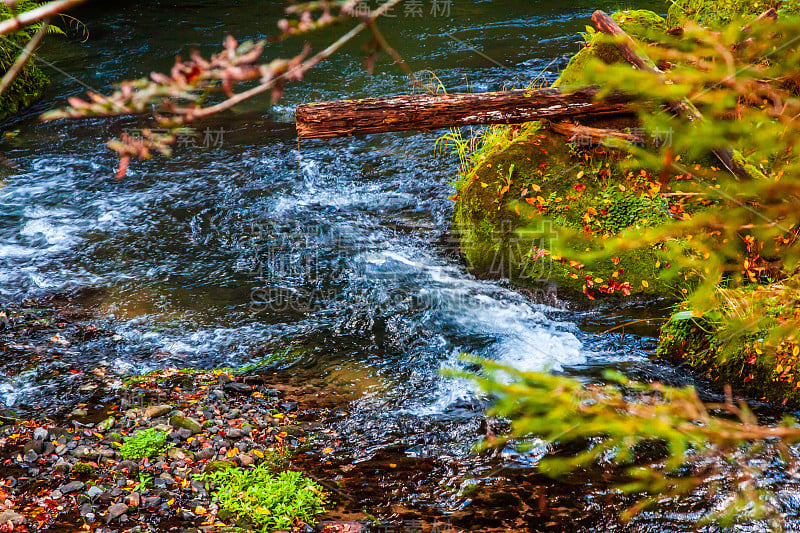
[42, 0, 410, 177]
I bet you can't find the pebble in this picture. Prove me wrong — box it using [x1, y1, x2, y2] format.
[33, 427, 48, 440]
[142, 496, 161, 508]
[106, 502, 129, 521]
[86, 485, 104, 500]
[143, 405, 173, 419]
[23, 450, 38, 462]
[50, 489, 63, 500]
[114, 460, 138, 475]
[223, 382, 252, 394]
[170, 414, 202, 434]
[237, 453, 255, 466]
[177, 427, 194, 440]
[196, 447, 215, 460]
[59, 480, 85, 494]
[225, 428, 243, 439]
[23, 439, 44, 454]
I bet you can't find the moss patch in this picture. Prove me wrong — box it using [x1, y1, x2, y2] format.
[666, 0, 798, 27]
[657, 278, 800, 404]
[453, 120, 688, 299]
[0, 1, 54, 122]
[0, 35, 49, 121]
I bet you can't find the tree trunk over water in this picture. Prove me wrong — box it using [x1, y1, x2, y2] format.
[295, 87, 633, 140]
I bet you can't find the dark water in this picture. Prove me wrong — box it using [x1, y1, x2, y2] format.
[2, 1, 799, 530]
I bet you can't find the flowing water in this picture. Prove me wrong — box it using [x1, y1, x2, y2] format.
[2, 1, 799, 530]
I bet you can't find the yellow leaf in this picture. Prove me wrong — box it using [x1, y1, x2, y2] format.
[480, 182, 488, 188]
[641, 280, 649, 288]
[195, 505, 207, 514]
[532, 184, 541, 192]
[777, 364, 784, 374]
[794, 346, 799, 357]
[253, 450, 264, 458]
[322, 447, 334, 454]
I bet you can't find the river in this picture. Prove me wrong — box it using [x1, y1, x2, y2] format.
[1, 1, 798, 531]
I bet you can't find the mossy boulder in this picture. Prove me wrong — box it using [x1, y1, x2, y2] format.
[657, 277, 800, 404]
[452, 9, 693, 300]
[0, 35, 48, 122]
[452, 120, 687, 300]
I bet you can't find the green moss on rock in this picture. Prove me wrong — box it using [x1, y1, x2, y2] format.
[453, 120, 683, 299]
[666, 0, 796, 28]
[554, 10, 667, 88]
[657, 278, 800, 404]
[0, 35, 49, 121]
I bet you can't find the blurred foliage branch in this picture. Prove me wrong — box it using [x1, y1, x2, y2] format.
[455, 356, 800, 527]
[42, 0, 410, 177]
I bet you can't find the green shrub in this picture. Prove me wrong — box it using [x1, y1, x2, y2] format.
[197, 463, 327, 531]
[119, 428, 172, 460]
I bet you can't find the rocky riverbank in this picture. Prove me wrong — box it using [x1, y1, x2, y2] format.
[0, 366, 329, 532]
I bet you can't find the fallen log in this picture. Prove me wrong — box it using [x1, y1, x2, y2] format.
[295, 87, 634, 140]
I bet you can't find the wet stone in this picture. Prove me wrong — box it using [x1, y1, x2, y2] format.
[106, 502, 129, 521]
[23, 450, 38, 463]
[223, 382, 252, 394]
[196, 447, 215, 460]
[225, 428, 243, 439]
[23, 438, 44, 454]
[59, 480, 85, 494]
[86, 485, 104, 500]
[170, 415, 202, 434]
[33, 427, 48, 440]
[114, 460, 138, 475]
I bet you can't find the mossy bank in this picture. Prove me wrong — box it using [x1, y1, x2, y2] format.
[0, 3, 52, 122]
[452, 10, 691, 301]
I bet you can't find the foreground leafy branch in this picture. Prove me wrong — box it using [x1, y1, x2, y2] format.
[455, 356, 800, 528]
[42, 0, 409, 176]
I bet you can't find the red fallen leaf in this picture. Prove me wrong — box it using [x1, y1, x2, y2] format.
[574, 183, 586, 193]
[115, 155, 130, 179]
[524, 198, 536, 205]
[744, 374, 754, 383]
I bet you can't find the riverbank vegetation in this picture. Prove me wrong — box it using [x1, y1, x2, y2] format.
[452, 1, 800, 527]
[0, 1, 57, 121]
